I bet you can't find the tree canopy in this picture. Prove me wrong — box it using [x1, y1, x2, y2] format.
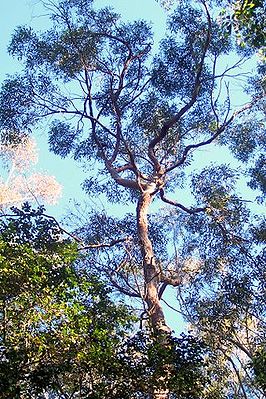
[158, 0, 266, 58]
[0, 205, 212, 398]
[0, 0, 265, 398]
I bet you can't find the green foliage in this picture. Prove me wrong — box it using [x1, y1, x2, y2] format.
[48, 121, 79, 158]
[248, 154, 266, 202]
[0, 204, 133, 398]
[116, 331, 211, 398]
[151, 5, 216, 100]
[252, 347, 266, 392]
[0, 205, 212, 398]
[219, 0, 266, 58]
[232, 0, 265, 54]
[0, 0, 265, 397]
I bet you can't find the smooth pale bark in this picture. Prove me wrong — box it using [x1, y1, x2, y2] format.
[137, 189, 171, 334]
[137, 187, 171, 399]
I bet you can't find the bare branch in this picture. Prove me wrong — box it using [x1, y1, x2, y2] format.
[158, 282, 167, 299]
[148, 2, 212, 173]
[161, 298, 183, 315]
[226, 337, 252, 359]
[161, 275, 182, 286]
[79, 238, 129, 250]
[165, 100, 256, 173]
[221, 351, 249, 399]
[160, 189, 206, 214]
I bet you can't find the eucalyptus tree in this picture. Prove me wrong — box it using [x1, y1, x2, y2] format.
[0, 0, 265, 397]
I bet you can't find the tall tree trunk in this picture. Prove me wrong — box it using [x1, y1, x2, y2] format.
[137, 189, 170, 333]
[137, 188, 171, 399]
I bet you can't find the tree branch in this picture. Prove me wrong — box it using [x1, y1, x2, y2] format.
[160, 189, 206, 214]
[165, 100, 255, 173]
[148, 2, 212, 173]
[79, 238, 129, 250]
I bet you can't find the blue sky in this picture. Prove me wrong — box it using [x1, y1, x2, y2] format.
[0, 0, 187, 331]
[1, 0, 261, 243]
[0, 0, 261, 332]
[0, 1, 84, 215]
[0, 0, 168, 217]
[0, 0, 256, 218]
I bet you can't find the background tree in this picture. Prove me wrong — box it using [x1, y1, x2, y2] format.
[0, 204, 131, 398]
[0, 0, 265, 397]
[0, 205, 210, 399]
[0, 132, 62, 210]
